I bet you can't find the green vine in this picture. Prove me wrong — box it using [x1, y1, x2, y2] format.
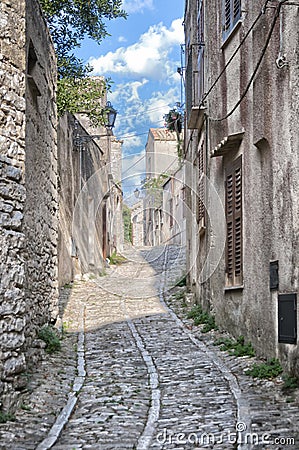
[57, 76, 112, 126]
[142, 174, 169, 208]
[40, 0, 127, 123]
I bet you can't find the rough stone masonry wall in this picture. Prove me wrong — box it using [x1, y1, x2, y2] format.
[0, 0, 27, 411]
[0, 0, 58, 411]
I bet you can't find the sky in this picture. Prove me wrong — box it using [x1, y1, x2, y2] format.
[75, 0, 185, 200]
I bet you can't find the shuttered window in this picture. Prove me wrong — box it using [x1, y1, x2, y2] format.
[196, 139, 205, 227]
[223, 0, 241, 41]
[197, 0, 205, 101]
[225, 157, 243, 287]
[169, 198, 174, 228]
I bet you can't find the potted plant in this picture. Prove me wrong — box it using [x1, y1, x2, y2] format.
[164, 109, 182, 134]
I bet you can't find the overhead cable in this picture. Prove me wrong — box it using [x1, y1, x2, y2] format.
[200, 1, 269, 107]
[212, 1, 284, 121]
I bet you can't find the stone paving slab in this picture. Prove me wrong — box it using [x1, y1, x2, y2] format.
[0, 245, 298, 450]
[166, 282, 299, 450]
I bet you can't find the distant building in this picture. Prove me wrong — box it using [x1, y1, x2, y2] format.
[162, 165, 186, 246]
[144, 128, 180, 246]
[131, 200, 145, 247]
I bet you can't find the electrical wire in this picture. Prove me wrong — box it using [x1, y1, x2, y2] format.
[122, 153, 146, 176]
[117, 116, 181, 140]
[115, 103, 172, 122]
[211, 1, 284, 122]
[200, 3, 267, 107]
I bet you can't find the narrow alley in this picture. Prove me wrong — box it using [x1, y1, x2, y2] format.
[0, 245, 298, 449]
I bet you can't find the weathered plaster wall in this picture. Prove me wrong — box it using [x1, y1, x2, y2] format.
[57, 113, 109, 286]
[0, 0, 58, 410]
[185, 0, 299, 373]
[208, 2, 299, 371]
[144, 128, 179, 246]
[109, 138, 123, 253]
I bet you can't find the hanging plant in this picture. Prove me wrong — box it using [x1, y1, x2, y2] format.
[164, 109, 182, 134]
[164, 108, 183, 161]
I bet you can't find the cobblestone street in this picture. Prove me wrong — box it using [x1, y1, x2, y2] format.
[0, 245, 298, 450]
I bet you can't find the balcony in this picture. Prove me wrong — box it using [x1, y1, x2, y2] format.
[185, 44, 206, 130]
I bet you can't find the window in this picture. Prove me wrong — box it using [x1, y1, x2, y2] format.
[270, 260, 279, 290]
[223, 0, 241, 41]
[169, 198, 174, 228]
[185, 0, 205, 124]
[225, 156, 243, 287]
[197, 139, 205, 227]
[197, 0, 205, 101]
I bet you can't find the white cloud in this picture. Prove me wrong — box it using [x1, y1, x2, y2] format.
[108, 79, 181, 157]
[122, 0, 154, 14]
[89, 18, 184, 80]
[145, 88, 180, 123]
[118, 36, 127, 43]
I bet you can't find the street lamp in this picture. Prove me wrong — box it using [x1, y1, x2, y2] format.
[73, 101, 118, 148]
[105, 101, 117, 130]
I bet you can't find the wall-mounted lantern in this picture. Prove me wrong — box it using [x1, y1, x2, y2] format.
[105, 101, 117, 130]
[73, 101, 118, 148]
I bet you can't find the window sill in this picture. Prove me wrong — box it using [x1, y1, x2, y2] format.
[221, 20, 242, 49]
[224, 284, 244, 292]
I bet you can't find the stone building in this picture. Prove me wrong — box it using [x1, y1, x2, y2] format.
[131, 200, 145, 247]
[110, 136, 124, 254]
[144, 128, 180, 246]
[0, 0, 58, 409]
[162, 165, 186, 246]
[57, 113, 123, 286]
[184, 0, 299, 373]
[0, 0, 123, 412]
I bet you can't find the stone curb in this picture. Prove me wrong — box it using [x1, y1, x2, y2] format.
[160, 245, 251, 450]
[35, 306, 86, 449]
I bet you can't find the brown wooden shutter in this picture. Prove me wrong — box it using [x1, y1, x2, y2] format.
[225, 156, 243, 286]
[169, 198, 173, 228]
[223, 0, 241, 39]
[197, 0, 205, 101]
[197, 140, 205, 226]
[224, 0, 231, 34]
[233, 0, 241, 22]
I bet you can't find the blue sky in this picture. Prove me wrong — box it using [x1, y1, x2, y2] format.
[76, 0, 184, 197]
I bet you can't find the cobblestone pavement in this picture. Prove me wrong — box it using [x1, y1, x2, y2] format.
[0, 245, 298, 450]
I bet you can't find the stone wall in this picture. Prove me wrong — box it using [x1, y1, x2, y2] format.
[58, 113, 110, 286]
[110, 137, 124, 253]
[0, 0, 27, 412]
[0, 0, 58, 411]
